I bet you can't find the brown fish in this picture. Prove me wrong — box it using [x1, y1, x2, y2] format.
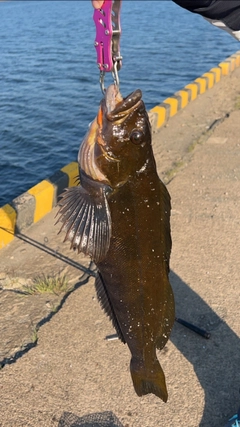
[57, 85, 175, 402]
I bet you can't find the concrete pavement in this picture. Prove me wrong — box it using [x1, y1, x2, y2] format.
[0, 58, 240, 427]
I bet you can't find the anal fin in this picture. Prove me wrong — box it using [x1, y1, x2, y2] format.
[95, 272, 125, 344]
[156, 284, 175, 351]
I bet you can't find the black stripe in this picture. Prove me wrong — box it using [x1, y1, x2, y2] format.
[48, 169, 69, 205]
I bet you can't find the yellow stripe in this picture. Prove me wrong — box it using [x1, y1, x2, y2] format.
[177, 90, 189, 108]
[224, 58, 234, 72]
[0, 204, 17, 248]
[236, 54, 240, 67]
[219, 61, 230, 75]
[194, 77, 207, 94]
[149, 105, 166, 128]
[184, 83, 198, 101]
[163, 97, 178, 117]
[202, 72, 215, 89]
[210, 67, 221, 83]
[235, 55, 240, 67]
[61, 162, 79, 187]
[28, 180, 55, 223]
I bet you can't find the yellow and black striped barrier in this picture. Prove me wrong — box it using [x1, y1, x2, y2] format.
[148, 50, 240, 129]
[0, 162, 79, 248]
[1, 50, 240, 250]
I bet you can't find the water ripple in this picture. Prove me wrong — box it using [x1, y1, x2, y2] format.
[0, 0, 238, 206]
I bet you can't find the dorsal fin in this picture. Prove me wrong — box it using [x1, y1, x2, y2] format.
[95, 272, 125, 343]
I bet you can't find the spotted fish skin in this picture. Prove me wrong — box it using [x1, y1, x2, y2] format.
[57, 85, 175, 402]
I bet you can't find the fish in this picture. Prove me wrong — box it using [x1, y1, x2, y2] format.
[56, 84, 175, 402]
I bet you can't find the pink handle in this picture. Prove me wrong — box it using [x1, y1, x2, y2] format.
[93, 1, 113, 72]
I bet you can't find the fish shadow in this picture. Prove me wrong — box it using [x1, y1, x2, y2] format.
[170, 270, 240, 427]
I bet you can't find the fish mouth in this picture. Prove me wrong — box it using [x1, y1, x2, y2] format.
[94, 85, 142, 162]
[102, 85, 142, 122]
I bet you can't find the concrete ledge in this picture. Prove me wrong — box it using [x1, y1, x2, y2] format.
[0, 161, 79, 249]
[1, 50, 240, 249]
[9, 192, 35, 233]
[148, 50, 240, 130]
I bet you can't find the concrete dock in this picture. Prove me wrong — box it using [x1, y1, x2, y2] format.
[0, 54, 240, 427]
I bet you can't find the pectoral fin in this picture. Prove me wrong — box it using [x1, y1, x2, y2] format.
[56, 177, 112, 263]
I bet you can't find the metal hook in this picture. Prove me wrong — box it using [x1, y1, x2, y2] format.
[100, 70, 105, 95]
[99, 61, 120, 95]
[112, 60, 120, 90]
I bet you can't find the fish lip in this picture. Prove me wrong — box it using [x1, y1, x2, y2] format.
[103, 87, 143, 121]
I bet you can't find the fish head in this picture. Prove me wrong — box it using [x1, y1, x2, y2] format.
[79, 84, 153, 189]
[96, 85, 152, 187]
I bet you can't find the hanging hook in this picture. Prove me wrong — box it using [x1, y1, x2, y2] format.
[100, 70, 105, 95]
[100, 61, 120, 95]
[112, 60, 120, 90]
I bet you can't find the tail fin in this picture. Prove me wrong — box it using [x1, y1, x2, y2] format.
[130, 357, 168, 402]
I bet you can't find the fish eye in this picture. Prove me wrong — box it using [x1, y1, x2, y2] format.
[130, 129, 144, 145]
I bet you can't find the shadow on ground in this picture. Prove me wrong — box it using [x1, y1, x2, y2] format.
[170, 270, 240, 427]
[57, 270, 239, 427]
[1, 228, 239, 426]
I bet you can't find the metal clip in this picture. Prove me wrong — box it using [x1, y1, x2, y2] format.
[93, 0, 122, 94]
[100, 60, 120, 94]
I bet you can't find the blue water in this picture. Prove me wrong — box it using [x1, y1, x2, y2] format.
[0, 1, 239, 207]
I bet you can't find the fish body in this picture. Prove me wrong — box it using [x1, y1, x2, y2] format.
[57, 85, 175, 402]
